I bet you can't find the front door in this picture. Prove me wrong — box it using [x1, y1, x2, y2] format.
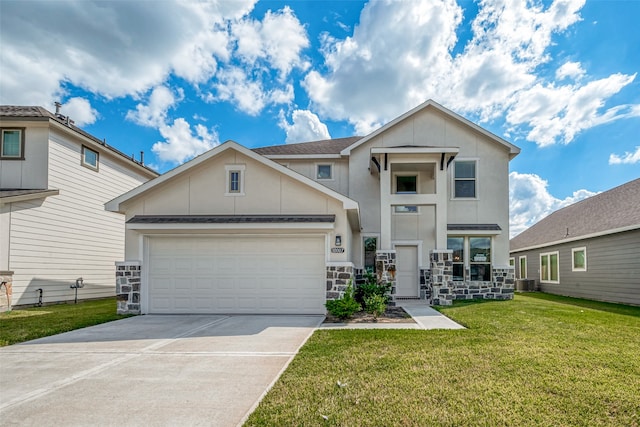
[395, 245, 419, 298]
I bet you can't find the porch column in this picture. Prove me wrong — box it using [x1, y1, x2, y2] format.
[380, 157, 392, 249]
[434, 166, 448, 249]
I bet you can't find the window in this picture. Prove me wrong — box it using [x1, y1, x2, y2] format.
[225, 164, 245, 196]
[316, 164, 332, 180]
[229, 171, 240, 192]
[509, 257, 515, 267]
[469, 237, 491, 281]
[572, 247, 587, 272]
[454, 160, 476, 198]
[519, 256, 527, 279]
[447, 237, 465, 281]
[394, 205, 418, 213]
[363, 237, 378, 274]
[540, 252, 559, 283]
[396, 175, 417, 193]
[1, 128, 25, 159]
[81, 146, 99, 170]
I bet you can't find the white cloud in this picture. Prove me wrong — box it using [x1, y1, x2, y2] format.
[0, 1, 252, 102]
[303, 0, 639, 146]
[509, 172, 597, 237]
[59, 97, 98, 127]
[609, 146, 640, 165]
[233, 6, 309, 79]
[151, 118, 219, 165]
[126, 86, 183, 128]
[279, 110, 330, 144]
[507, 73, 639, 146]
[556, 61, 585, 80]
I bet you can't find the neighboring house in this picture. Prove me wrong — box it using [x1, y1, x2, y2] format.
[510, 178, 640, 306]
[0, 105, 158, 310]
[107, 100, 520, 315]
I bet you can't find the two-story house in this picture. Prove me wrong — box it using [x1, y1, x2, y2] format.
[107, 100, 519, 315]
[0, 106, 158, 310]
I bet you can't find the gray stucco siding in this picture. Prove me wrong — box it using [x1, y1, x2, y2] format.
[510, 229, 640, 306]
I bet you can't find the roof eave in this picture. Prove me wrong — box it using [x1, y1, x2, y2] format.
[510, 224, 640, 253]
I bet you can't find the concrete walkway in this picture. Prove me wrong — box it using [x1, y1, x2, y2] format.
[319, 301, 465, 330]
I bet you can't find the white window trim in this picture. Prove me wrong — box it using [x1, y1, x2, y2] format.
[519, 255, 527, 279]
[362, 234, 380, 271]
[81, 145, 99, 171]
[451, 158, 479, 200]
[393, 205, 420, 214]
[571, 247, 587, 272]
[315, 163, 334, 181]
[393, 171, 419, 194]
[540, 251, 560, 284]
[1, 128, 25, 160]
[509, 257, 515, 267]
[225, 164, 246, 196]
[447, 236, 465, 281]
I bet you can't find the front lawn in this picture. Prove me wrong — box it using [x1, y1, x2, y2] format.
[0, 298, 128, 346]
[246, 293, 640, 426]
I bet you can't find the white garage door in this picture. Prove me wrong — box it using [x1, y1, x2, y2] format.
[147, 236, 326, 314]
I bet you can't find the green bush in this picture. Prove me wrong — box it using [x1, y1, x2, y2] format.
[326, 282, 361, 320]
[354, 272, 391, 305]
[364, 294, 387, 319]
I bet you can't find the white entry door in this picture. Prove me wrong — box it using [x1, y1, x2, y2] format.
[146, 235, 326, 314]
[395, 245, 419, 297]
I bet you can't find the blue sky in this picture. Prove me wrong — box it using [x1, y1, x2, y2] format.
[1, 0, 638, 236]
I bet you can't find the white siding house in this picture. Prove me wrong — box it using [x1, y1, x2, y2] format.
[0, 106, 158, 309]
[107, 100, 520, 315]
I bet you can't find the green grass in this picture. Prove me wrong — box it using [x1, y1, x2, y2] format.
[0, 298, 129, 346]
[246, 293, 640, 426]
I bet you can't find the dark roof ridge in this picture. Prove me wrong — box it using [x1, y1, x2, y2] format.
[510, 177, 640, 250]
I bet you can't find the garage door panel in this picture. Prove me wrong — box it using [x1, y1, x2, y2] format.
[148, 236, 326, 314]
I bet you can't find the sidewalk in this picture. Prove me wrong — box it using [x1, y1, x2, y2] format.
[319, 301, 465, 330]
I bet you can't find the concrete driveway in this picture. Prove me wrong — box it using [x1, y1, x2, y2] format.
[0, 314, 323, 427]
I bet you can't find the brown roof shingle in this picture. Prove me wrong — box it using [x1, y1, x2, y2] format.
[510, 178, 640, 251]
[253, 136, 361, 156]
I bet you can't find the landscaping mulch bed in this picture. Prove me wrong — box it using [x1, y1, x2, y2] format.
[323, 306, 415, 323]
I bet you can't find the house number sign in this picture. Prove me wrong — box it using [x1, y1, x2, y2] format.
[331, 248, 345, 253]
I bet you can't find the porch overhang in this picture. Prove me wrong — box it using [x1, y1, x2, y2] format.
[447, 224, 502, 236]
[370, 146, 459, 173]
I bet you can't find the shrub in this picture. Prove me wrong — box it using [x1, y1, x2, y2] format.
[325, 282, 361, 320]
[364, 294, 387, 320]
[354, 272, 391, 305]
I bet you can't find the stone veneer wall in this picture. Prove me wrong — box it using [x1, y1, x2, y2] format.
[116, 261, 141, 315]
[429, 250, 515, 305]
[419, 268, 431, 300]
[376, 250, 397, 299]
[0, 270, 13, 312]
[326, 263, 354, 300]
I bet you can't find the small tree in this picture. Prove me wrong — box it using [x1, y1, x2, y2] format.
[325, 281, 361, 320]
[364, 294, 387, 320]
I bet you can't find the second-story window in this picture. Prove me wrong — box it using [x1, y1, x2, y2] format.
[454, 160, 476, 198]
[1, 128, 25, 159]
[225, 164, 246, 196]
[396, 175, 417, 193]
[316, 164, 332, 180]
[81, 146, 99, 170]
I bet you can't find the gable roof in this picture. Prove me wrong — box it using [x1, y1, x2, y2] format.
[340, 99, 520, 159]
[0, 105, 158, 178]
[510, 178, 640, 252]
[253, 136, 361, 157]
[106, 140, 360, 215]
